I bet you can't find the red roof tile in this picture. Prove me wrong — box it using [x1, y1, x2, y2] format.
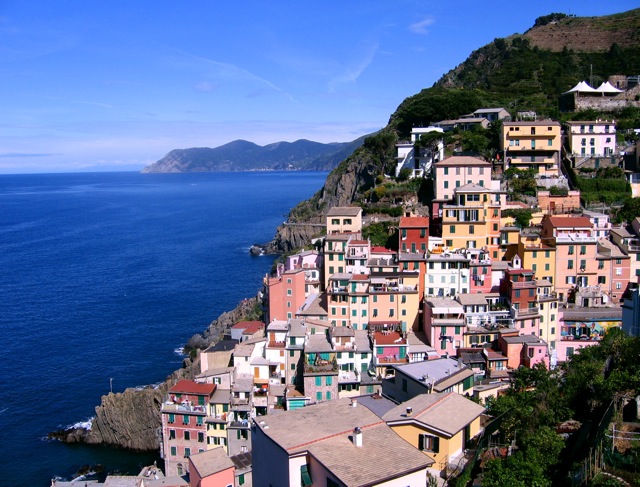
[546, 216, 592, 228]
[169, 380, 216, 395]
[399, 216, 430, 228]
[373, 331, 406, 345]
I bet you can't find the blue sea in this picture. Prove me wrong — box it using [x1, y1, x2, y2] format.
[0, 171, 326, 486]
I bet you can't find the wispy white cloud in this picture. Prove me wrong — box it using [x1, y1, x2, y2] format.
[193, 81, 218, 92]
[328, 42, 379, 93]
[409, 16, 435, 35]
[171, 48, 295, 102]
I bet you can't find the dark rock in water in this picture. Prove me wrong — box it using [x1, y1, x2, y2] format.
[249, 244, 266, 256]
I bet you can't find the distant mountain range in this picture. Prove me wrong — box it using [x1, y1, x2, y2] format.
[141, 137, 367, 173]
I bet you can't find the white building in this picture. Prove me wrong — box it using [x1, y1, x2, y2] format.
[395, 126, 445, 178]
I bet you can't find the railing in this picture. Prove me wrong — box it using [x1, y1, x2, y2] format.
[510, 280, 536, 288]
[162, 402, 207, 414]
[511, 306, 539, 317]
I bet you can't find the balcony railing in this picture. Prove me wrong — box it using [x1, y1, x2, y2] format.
[511, 306, 539, 317]
[510, 280, 536, 288]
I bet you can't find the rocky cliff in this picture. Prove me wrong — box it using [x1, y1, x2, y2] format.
[51, 297, 261, 451]
[265, 130, 398, 253]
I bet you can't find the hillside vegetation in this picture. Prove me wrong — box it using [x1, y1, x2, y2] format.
[269, 8, 640, 252]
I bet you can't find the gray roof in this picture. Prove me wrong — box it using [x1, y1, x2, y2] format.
[354, 329, 372, 353]
[330, 326, 355, 337]
[189, 447, 234, 477]
[457, 294, 488, 306]
[305, 333, 334, 353]
[254, 398, 432, 484]
[297, 293, 327, 317]
[501, 335, 547, 345]
[210, 388, 231, 404]
[288, 318, 307, 337]
[394, 358, 471, 388]
[327, 206, 362, 217]
[267, 320, 288, 331]
[561, 306, 622, 321]
[383, 392, 485, 437]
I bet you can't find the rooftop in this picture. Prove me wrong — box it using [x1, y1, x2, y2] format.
[168, 380, 216, 396]
[383, 392, 485, 437]
[327, 206, 362, 217]
[189, 447, 234, 478]
[435, 155, 491, 167]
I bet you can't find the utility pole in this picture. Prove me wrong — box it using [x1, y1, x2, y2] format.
[110, 377, 113, 394]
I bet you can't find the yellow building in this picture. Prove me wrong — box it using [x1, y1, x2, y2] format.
[501, 121, 562, 177]
[206, 388, 230, 452]
[517, 230, 556, 285]
[441, 184, 503, 257]
[384, 392, 485, 472]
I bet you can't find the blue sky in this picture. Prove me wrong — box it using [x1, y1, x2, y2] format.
[0, 1, 637, 173]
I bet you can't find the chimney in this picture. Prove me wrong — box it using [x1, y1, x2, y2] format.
[351, 398, 358, 408]
[406, 406, 413, 417]
[353, 427, 363, 447]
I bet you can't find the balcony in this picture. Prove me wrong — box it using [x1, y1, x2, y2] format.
[510, 306, 539, 317]
[161, 402, 207, 415]
[510, 280, 536, 289]
[370, 284, 418, 293]
[375, 355, 409, 365]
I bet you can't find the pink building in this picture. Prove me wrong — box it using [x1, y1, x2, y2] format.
[468, 248, 493, 294]
[161, 380, 216, 477]
[433, 156, 493, 202]
[369, 321, 408, 376]
[188, 447, 235, 487]
[597, 238, 631, 303]
[541, 215, 598, 303]
[424, 297, 465, 357]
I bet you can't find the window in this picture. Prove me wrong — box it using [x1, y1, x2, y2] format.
[326, 391, 332, 400]
[419, 434, 440, 453]
[450, 225, 455, 234]
[580, 245, 586, 255]
[170, 446, 177, 456]
[184, 430, 190, 441]
[616, 268, 622, 276]
[567, 260, 574, 270]
[568, 246, 574, 255]
[316, 391, 322, 401]
[326, 376, 332, 386]
[444, 181, 449, 189]
[184, 447, 191, 458]
[444, 167, 449, 175]
[198, 432, 204, 443]
[616, 282, 622, 290]
[168, 414, 175, 424]
[169, 429, 175, 440]
[598, 276, 606, 284]
[301, 465, 312, 487]
[183, 415, 190, 425]
[315, 376, 321, 386]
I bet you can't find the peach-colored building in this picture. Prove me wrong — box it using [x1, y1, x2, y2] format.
[264, 267, 307, 321]
[441, 184, 503, 259]
[285, 249, 323, 296]
[501, 121, 562, 177]
[537, 190, 581, 215]
[498, 335, 550, 370]
[188, 447, 235, 487]
[541, 215, 598, 303]
[326, 206, 362, 234]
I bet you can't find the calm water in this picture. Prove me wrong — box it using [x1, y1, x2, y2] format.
[0, 171, 326, 486]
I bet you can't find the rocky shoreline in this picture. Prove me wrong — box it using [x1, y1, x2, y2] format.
[49, 296, 261, 451]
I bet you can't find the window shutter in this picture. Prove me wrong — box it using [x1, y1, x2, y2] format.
[418, 434, 424, 451]
[433, 436, 440, 453]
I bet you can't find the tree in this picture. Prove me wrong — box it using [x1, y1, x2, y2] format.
[616, 197, 640, 225]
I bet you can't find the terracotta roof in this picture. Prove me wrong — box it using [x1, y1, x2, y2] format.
[371, 246, 394, 254]
[169, 380, 216, 396]
[546, 216, 592, 228]
[351, 274, 369, 281]
[399, 216, 430, 228]
[349, 239, 368, 245]
[374, 331, 406, 345]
